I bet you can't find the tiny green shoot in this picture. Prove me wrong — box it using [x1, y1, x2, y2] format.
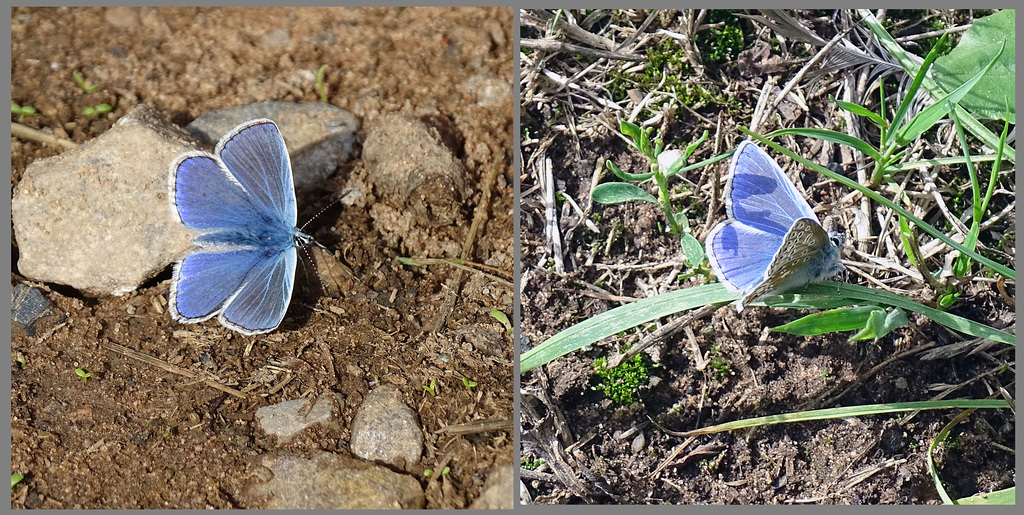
[75, 368, 92, 383]
[82, 103, 112, 117]
[11, 473, 24, 490]
[72, 71, 100, 93]
[489, 309, 512, 334]
[12, 102, 37, 122]
[423, 379, 437, 397]
[461, 377, 477, 389]
[316, 65, 329, 103]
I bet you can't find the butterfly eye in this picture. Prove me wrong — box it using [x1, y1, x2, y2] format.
[828, 231, 845, 247]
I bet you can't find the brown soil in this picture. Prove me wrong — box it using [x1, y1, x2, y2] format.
[519, 9, 1014, 505]
[11, 6, 513, 509]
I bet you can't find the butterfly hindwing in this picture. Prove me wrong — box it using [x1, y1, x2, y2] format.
[706, 220, 785, 293]
[219, 246, 298, 335]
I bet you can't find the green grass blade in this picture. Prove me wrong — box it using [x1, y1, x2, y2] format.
[520, 284, 736, 372]
[669, 399, 1009, 437]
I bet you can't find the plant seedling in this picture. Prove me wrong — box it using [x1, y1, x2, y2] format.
[489, 309, 512, 334]
[74, 368, 92, 383]
[461, 377, 477, 389]
[11, 102, 37, 122]
[72, 71, 100, 93]
[423, 379, 437, 397]
[82, 103, 112, 117]
[316, 65, 329, 103]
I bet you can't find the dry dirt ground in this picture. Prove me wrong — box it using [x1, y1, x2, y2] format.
[11, 6, 513, 509]
[518, 9, 1014, 504]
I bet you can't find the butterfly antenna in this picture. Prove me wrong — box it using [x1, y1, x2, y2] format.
[298, 188, 359, 232]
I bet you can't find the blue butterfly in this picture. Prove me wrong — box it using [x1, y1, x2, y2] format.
[168, 119, 313, 334]
[706, 140, 845, 311]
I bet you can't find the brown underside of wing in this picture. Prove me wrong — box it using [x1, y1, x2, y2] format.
[743, 218, 829, 303]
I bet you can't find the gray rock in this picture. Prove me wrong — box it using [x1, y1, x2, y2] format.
[468, 463, 514, 509]
[12, 104, 196, 295]
[185, 101, 359, 192]
[11, 284, 65, 338]
[256, 395, 338, 443]
[11, 283, 51, 326]
[350, 385, 423, 467]
[251, 453, 424, 509]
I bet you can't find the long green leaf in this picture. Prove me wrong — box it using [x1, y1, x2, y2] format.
[668, 399, 1009, 437]
[520, 284, 736, 372]
[769, 128, 882, 163]
[772, 305, 880, 336]
[522, 281, 1013, 373]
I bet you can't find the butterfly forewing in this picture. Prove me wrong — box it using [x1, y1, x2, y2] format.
[217, 119, 297, 229]
[171, 153, 269, 236]
[726, 141, 818, 238]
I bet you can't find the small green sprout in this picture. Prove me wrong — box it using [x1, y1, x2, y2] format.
[461, 377, 477, 389]
[12, 102, 37, 121]
[11, 473, 24, 490]
[82, 104, 112, 117]
[315, 65, 329, 103]
[15, 352, 27, 368]
[423, 379, 437, 397]
[423, 468, 433, 477]
[75, 368, 92, 383]
[489, 309, 512, 334]
[441, 466, 450, 476]
[72, 71, 100, 93]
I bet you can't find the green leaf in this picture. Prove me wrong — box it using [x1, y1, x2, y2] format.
[638, 126, 653, 156]
[521, 281, 1014, 373]
[957, 486, 1015, 505]
[489, 309, 512, 334]
[606, 159, 653, 181]
[888, 32, 949, 143]
[897, 215, 920, 268]
[520, 284, 737, 372]
[831, 95, 885, 126]
[772, 306, 880, 336]
[932, 9, 1015, 122]
[619, 119, 641, 141]
[768, 128, 882, 164]
[895, 40, 1005, 146]
[849, 307, 909, 341]
[679, 233, 704, 267]
[591, 183, 657, 204]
